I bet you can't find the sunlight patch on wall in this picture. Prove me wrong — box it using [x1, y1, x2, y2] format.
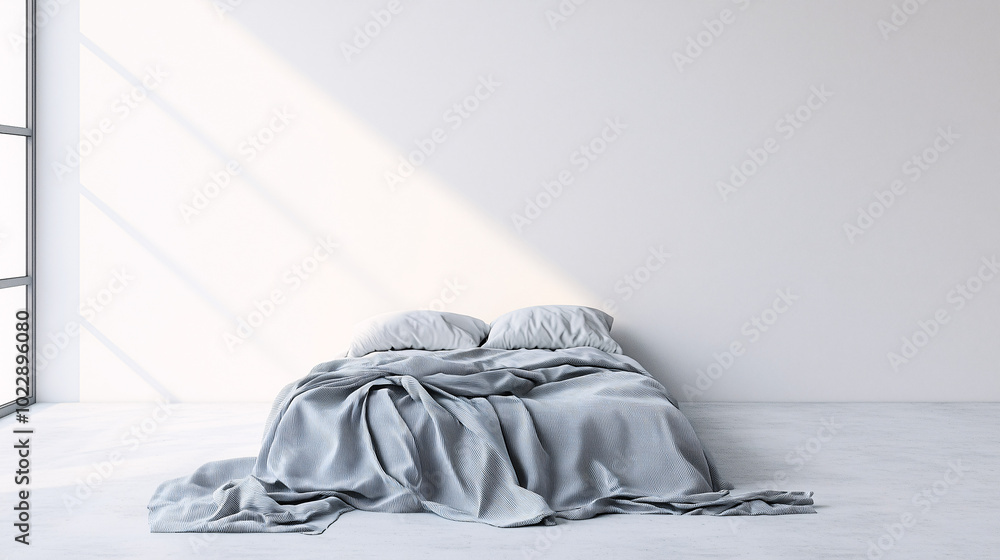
[78, 0, 598, 401]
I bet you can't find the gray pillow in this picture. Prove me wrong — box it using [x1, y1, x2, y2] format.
[346, 310, 489, 357]
[482, 305, 622, 354]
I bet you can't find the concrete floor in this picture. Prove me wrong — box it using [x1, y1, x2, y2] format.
[1, 402, 997, 559]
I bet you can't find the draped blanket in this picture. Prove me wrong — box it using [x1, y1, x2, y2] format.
[148, 348, 814, 533]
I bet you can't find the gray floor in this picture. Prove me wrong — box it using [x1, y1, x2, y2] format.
[2, 402, 997, 559]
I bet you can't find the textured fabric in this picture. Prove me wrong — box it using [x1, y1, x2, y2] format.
[148, 348, 814, 533]
[345, 311, 490, 357]
[483, 305, 623, 354]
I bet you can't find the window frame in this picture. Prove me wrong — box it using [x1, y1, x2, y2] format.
[0, 0, 35, 418]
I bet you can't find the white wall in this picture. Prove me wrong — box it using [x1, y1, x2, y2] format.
[35, 0, 1000, 402]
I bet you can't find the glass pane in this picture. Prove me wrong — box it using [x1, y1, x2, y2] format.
[0, 285, 27, 406]
[0, 0, 28, 127]
[0, 133, 26, 278]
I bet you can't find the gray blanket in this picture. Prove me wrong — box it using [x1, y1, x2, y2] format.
[148, 347, 814, 533]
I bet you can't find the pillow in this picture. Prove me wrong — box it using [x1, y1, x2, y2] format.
[346, 310, 490, 357]
[482, 305, 622, 354]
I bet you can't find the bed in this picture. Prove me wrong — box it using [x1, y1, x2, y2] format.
[148, 305, 814, 533]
